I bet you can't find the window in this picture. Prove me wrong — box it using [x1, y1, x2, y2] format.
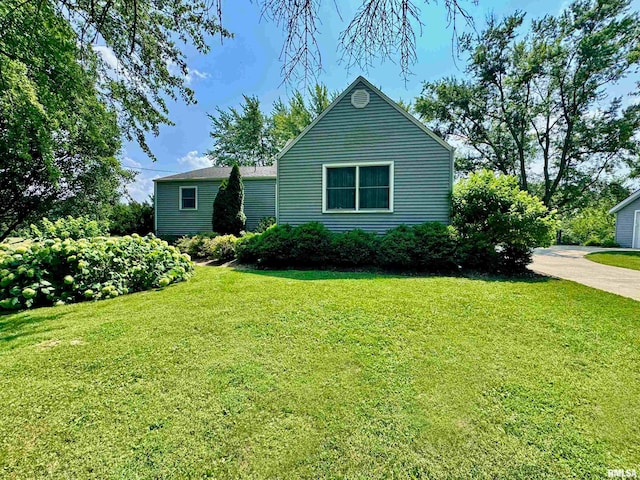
[323, 162, 393, 213]
[179, 186, 197, 210]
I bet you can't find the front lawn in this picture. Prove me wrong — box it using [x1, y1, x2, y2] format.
[1, 267, 639, 478]
[586, 250, 640, 271]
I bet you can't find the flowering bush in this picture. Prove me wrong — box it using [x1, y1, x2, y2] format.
[29, 216, 109, 240]
[175, 233, 218, 258]
[0, 234, 194, 310]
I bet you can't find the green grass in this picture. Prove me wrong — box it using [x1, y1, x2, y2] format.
[586, 250, 640, 271]
[1, 267, 639, 478]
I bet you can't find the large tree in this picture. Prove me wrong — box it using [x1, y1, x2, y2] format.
[0, 3, 132, 240]
[415, 0, 640, 211]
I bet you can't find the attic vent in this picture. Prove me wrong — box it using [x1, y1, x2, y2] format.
[351, 89, 370, 109]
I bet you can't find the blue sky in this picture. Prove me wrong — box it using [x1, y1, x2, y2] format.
[122, 0, 637, 201]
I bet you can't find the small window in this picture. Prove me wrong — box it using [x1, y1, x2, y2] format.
[323, 163, 393, 213]
[180, 186, 197, 210]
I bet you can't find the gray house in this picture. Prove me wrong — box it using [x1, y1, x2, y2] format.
[610, 190, 640, 248]
[154, 76, 454, 237]
[154, 166, 276, 236]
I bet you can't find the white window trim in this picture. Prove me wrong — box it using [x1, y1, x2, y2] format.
[633, 210, 640, 249]
[179, 186, 198, 211]
[322, 162, 394, 214]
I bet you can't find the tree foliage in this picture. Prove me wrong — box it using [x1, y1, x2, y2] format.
[416, 0, 640, 211]
[212, 165, 246, 235]
[109, 200, 155, 236]
[208, 84, 335, 166]
[0, 2, 132, 240]
[1, 0, 230, 158]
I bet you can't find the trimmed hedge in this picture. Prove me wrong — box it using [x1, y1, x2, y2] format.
[0, 234, 194, 310]
[237, 222, 461, 272]
[378, 223, 459, 271]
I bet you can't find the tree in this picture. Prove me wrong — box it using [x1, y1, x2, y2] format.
[1, 0, 230, 158]
[271, 84, 334, 147]
[212, 165, 246, 235]
[256, 0, 474, 82]
[0, 3, 131, 241]
[208, 84, 335, 167]
[109, 199, 155, 236]
[415, 0, 640, 211]
[208, 96, 277, 167]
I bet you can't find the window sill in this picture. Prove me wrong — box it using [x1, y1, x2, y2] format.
[322, 209, 393, 214]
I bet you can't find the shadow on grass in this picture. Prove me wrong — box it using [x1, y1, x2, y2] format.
[232, 266, 553, 284]
[0, 309, 68, 344]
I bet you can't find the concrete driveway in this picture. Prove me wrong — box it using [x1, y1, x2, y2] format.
[529, 246, 640, 301]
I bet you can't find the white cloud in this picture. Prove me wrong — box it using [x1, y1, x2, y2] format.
[122, 156, 142, 168]
[126, 173, 157, 203]
[178, 150, 210, 169]
[93, 45, 121, 71]
[166, 59, 209, 85]
[185, 68, 209, 85]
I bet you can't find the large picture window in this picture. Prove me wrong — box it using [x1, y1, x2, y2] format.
[323, 162, 393, 213]
[179, 186, 197, 210]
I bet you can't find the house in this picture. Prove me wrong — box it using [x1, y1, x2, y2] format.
[154, 76, 454, 237]
[609, 190, 640, 248]
[154, 166, 276, 236]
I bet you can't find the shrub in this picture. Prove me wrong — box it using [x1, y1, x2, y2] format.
[239, 222, 458, 272]
[290, 222, 333, 266]
[29, 216, 109, 240]
[207, 235, 239, 262]
[377, 223, 459, 272]
[330, 229, 379, 267]
[377, 225, 417, 269]
[0, 234, 194, 310]
[412, 223, 460, 271]
[255, 216, 276, 233]
[213, 165, 246, 235]
[236, 224, 296, 267]
[452, 170, 557, 272]
[175, 233, 218, 258]
[109, 200, 154, 236]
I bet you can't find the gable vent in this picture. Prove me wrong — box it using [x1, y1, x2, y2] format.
[351, 89, 370, 109]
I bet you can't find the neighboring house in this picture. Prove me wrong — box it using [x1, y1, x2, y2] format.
[154, 76, 454, 237]
[609, 190, 640, 248]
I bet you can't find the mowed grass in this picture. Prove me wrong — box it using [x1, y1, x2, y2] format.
[586, 250, 640, 271]
[1, 267, 639, 479]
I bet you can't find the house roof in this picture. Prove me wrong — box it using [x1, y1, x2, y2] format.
[276, 75, 454, 160]
[154, 165, 276, 182]
[609, 189, 640, 214]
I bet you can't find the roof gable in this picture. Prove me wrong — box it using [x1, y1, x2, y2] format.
[609, 189, 640, 214]
[277, 76, 453, 160]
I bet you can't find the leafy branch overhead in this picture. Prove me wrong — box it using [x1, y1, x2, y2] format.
[415, 0, 640, 211]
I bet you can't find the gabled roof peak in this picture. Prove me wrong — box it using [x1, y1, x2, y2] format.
[276, 75, 453, 160]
